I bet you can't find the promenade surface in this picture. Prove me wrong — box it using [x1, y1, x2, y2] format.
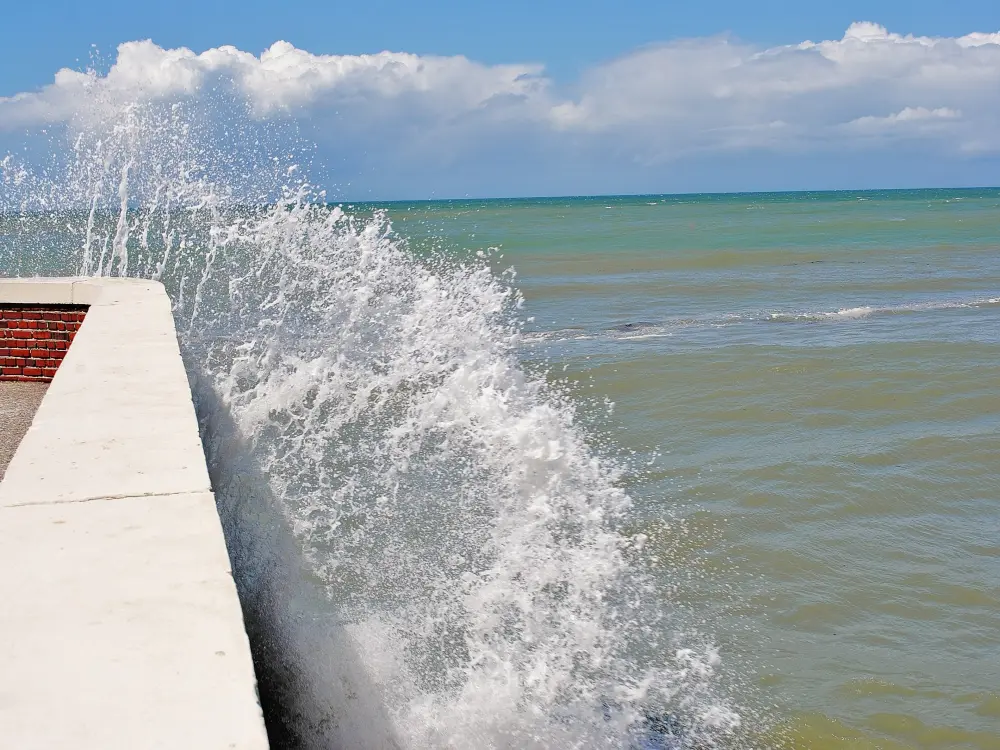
[0, 382, 46, 478]
[0, 278, 269, 749]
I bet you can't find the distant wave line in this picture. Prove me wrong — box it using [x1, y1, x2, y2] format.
[522, 296, 1000, 343]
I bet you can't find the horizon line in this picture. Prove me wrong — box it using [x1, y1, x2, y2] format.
[335, 184, 1000, 205]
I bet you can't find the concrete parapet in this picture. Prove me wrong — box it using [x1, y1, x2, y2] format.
[0, 278, 269, 749]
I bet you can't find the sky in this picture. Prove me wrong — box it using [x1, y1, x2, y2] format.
[2, 0, 1000, 199]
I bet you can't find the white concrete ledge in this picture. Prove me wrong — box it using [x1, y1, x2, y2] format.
[0, 278, 269, 749]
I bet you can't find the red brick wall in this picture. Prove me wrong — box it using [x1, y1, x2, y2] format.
[0, 306, 88, 382]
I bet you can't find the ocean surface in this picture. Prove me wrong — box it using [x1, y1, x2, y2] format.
[365, 189, 1000, 749]
[2, 116, 998, 750]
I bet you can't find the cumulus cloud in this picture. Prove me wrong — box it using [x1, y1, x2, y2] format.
[547, 22, 1000, 159]
[1, 22, 999, 193]
[0, 40, 550, 127]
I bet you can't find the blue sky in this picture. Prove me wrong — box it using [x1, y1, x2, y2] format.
[2, 1, 1000, 198]
[4, 0, 1000, 95]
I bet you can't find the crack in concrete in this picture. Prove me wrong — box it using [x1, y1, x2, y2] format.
[0, 487, 214, 510]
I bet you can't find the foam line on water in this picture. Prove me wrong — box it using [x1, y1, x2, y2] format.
[521, 296, 1000, 344]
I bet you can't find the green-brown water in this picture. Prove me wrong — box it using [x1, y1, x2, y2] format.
[374, 188, 1000, 748]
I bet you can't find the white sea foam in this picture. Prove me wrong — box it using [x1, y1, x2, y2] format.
[768, 305, 875, 321]
[766, 298, 999, 324]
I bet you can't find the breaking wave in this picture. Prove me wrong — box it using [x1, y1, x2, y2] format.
[0, 84, 741, 748]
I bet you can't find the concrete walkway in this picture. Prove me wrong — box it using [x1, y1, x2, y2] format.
[0, 278, 268, 749]
[0, 381, 47, 479]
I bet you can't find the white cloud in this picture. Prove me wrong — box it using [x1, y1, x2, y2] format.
[2, 22, 999, 180]
[0, 39, 550, 128]
[848, 106, 961, 129]
[545, 22, 1000, 159]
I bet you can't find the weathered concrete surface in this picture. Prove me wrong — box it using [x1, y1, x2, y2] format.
[0, 280, 212, 506]
[0, 278, 269, 749]
[0, 382, 46, 478]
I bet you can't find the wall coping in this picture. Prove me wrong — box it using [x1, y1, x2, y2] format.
[0, 278, 270, 748]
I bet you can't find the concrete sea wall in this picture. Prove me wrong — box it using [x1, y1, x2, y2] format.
[0, 278, 269, 748]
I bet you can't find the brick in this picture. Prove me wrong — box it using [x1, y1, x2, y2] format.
[11, 348, 30, 358]
[42, 368, 58, 378]
[34, 331, 51, 340]
[1, 367, 21, 375]
[2, 311, 18, 319]
[29, 349, 47, 358]
[22, 366, 41, 376]
[11, 331, 31, 340]
[41, 311, 61, 321]
[21, 311, 40, 320]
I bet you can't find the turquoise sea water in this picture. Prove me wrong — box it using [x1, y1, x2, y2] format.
[371, 188, 1000, 748]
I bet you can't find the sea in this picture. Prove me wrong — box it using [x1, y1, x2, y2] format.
[364, 190, 1000, 749]
[1, 103, 998, 750]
